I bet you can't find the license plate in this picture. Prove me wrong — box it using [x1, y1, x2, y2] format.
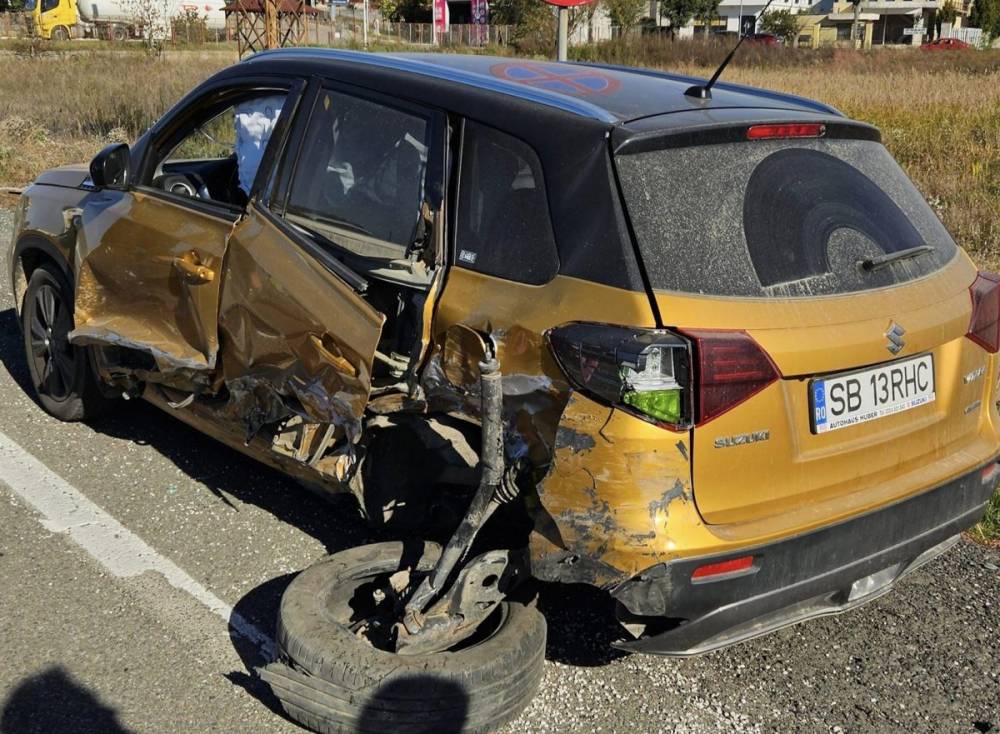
[811, 354, 935, 434]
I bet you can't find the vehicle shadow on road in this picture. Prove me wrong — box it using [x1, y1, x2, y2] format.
[0, 307, 38, 398]
[534, 581, 630, 667]
[0, 666, 137, 734]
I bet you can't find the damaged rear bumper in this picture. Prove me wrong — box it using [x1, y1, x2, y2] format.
[611, 459, 1000, 656]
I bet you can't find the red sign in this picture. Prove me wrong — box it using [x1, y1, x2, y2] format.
[543, 0, 594, 7]
[471, 0, 488, 44]
[490, 62, 621, 96]
[433, 0, 448, 42]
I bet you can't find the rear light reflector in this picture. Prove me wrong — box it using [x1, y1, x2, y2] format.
[691, 555, 755, 581]
[980, 462, 1000, 484]
[746, 123, 825, 140]
[680, 329, 781, 425]
[966, 271, 1000, 353]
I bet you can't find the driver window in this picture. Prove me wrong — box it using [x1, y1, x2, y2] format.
[154, 92, 286, 208]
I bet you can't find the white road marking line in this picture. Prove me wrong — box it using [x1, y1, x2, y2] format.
[0, 429, 275, 658]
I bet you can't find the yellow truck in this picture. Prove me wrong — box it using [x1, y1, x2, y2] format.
[23, 0, 225, 41]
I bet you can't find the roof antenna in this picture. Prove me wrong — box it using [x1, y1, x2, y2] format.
[685, 0, 780, 101]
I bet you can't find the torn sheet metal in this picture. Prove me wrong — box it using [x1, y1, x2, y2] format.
[428, 267, 662, 580]
[530, 390, 694, 584]
[217, 206, 385, 441]
[70, 188, 232, 388]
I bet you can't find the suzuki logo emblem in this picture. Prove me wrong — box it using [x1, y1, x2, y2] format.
[885, 322, 906, 355]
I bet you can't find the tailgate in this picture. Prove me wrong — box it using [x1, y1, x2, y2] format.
[615, 125, 1000, 530]
[657, 257, 1000, 527]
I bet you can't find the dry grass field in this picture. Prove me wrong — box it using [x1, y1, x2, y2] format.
[2, 44, 998, 265]
[1, 43, 998, 542]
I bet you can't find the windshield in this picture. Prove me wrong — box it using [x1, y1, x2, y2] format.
[24, 0, 37, 10]
[615, 138, 957, 298]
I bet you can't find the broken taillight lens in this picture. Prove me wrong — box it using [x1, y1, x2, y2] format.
[547, 323, 692, 429]
[966, 272, 1000, 353]
[548, 325, 781, 428]
[679, 329, 781, 425]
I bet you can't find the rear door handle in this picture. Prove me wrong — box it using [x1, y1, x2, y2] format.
[172, 251, 215, 284]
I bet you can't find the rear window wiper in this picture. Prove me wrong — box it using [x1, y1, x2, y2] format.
[858, 245, 935, 273]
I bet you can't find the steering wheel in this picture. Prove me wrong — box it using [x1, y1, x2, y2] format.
[154, 172, 211, 200]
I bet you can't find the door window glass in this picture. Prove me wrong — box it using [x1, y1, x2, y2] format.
[153, 92, 285, 207]
[284, 89, 431, 257]
[455, 122, 558, 285]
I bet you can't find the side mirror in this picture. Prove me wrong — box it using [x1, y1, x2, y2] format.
[89, 143, 131, 190]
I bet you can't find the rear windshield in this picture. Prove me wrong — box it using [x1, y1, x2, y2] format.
[616, 138, 957, 298]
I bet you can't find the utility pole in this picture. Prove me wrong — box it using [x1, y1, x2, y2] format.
[557, 5, 568, 60]
[363, 0, 368, 47]
[264, 0, 278, 49]
[851, 0, 861, 48]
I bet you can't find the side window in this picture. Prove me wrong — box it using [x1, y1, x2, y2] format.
[150, 92, 285, 207]
[165, 107, 237, 163]
[41, 0, 59, 12]
[284, 89, 431, 258]
[455, 122, 558, 285]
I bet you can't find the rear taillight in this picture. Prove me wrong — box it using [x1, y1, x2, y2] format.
[680, 329, 781, 425]
[547, 324, 780, 428]
[966, 272, 1000, 353]
[547, 323, 692, 429]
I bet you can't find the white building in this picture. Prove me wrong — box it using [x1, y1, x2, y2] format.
[716, 0, 818, 35]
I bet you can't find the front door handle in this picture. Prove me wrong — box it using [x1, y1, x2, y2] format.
[172, 250, 215, 284]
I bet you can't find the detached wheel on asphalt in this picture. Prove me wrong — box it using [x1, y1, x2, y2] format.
[262, 541, 546, 734]
[21, 266, 112, 421]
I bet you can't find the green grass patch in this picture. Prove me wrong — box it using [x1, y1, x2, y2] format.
[969, 488, 1000, 547]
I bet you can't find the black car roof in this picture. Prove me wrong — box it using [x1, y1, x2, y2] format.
[227, 48, 854, 294]
[244, 48, 841, 125]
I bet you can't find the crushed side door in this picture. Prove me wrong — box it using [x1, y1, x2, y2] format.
[70, 188, 236, 391]
[217, 203, 385, 472]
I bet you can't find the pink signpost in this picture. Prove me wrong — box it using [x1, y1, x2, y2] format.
[433, 0, 448, 43]
[471, 0, 488, 45]
[543, 0, 594, 60]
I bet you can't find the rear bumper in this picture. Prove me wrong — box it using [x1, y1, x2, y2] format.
[611, 459, 999, 656]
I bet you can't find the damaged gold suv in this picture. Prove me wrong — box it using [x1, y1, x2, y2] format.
[9, 49, 1000, 733]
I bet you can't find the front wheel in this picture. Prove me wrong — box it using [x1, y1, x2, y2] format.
[21, 266, 113, 421]
[50, 25, 70, 41]
[263, 541, 546, 734]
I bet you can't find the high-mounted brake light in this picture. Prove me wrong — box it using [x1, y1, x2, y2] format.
[680, 329, 780, 425]
[746, 123, 826, 141]
[966, 272, 1000, 353]
[691, 555, 755, 582]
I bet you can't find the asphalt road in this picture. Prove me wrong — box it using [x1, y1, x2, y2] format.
[0, 206, 998, 734]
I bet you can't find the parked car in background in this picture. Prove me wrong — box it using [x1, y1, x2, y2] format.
[746, 32, 782, 45]
[921, 37, 972, 50]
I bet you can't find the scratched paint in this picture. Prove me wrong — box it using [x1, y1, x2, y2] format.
[532, 391, 694, 579]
